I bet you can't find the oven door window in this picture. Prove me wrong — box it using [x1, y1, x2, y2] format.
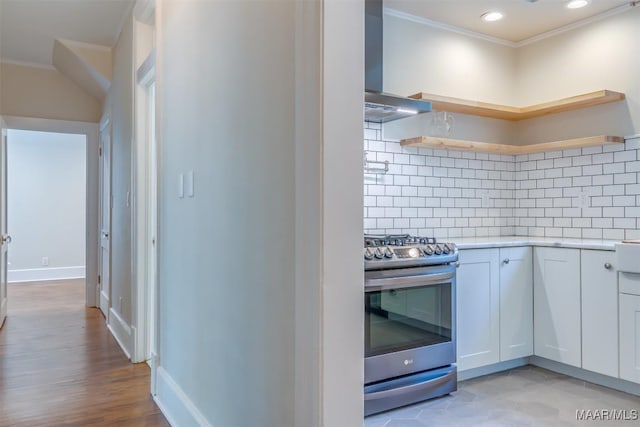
[365, 283, 452, 358]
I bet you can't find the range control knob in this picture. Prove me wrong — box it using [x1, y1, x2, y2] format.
[364, 248, 374, 260]
[434, 244, 443, 255]
[374, 248, 384, 259]
[442, 243, 451, 254]
[424, 245, 434, 256]
[384, 247, 394, 258]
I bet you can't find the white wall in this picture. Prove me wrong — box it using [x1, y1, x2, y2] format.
[155, 0, 363, 426]
[102, 8, 134, 347]
[156, 1, 296, 425]
[383, 8, 639, 146]
[384, 13, 517, 105]
[515, 7, 640, 143]
[0, 62, 102, 123]
[7, 129, 86, 281]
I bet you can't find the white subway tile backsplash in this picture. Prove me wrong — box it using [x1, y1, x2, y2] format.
[583, 146, 604, 155]
[364, 123, 640, 240]
[582, 228, 603, 239]
[613, 195, 636, 206]
[563, 167, 582, 177]
[614, 218, 636, 229]
[593, 175, 614, 186]
[572, 155, 592, 166]
[603, 229, 625, 240]
[603, 207, 625, 217]
[582, 165, 603, 176]
[604, 162, 625, 174]
[615, 150, 637, 162]
[625, 138, 640, 150]
[615, 173, 637, 184]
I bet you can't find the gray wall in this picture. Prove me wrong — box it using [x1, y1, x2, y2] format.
[103, 10, 134, 328]
[7, 129, 86, 279]
[156, 1, 296, 425]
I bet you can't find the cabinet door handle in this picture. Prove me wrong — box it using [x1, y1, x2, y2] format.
[604, 262, 612, 270]
[503, 258, 510, 264]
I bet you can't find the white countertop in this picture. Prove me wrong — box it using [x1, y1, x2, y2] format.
[454, 236, 618, 251]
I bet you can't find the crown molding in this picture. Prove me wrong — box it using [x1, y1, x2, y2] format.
[515, 2, 636, 47]
[385, 2, 638, 49]
[0, 58, 56, 71]
[56, 38, 112, 52]
[383, 8, 517, 48]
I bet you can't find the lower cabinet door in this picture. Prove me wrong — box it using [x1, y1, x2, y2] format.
[581, 250, 618, 377]
[620, 293, 640, 383]
[534, 247, 582, 367]
[457, 248, 500, 371]
[499, 247, 533, 361]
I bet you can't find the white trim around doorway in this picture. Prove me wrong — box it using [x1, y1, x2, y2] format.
[2, 116, 99, 308]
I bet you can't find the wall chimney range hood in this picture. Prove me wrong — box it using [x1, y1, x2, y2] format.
[365, 0, 431, 123]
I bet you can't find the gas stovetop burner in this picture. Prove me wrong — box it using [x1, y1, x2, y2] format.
[364, 234, 437, 247]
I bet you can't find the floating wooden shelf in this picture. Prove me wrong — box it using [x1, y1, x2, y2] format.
[408, 90, 625, 121]
[400, 135, 625, 155]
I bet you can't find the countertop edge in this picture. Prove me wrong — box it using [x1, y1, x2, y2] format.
[455, 237, 617, 251]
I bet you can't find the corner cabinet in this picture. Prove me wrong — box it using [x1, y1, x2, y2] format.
[533, 247, 581, 367]
[456, 249, 500, 371]
[620, 272, 640, 383]
[499, 247, 533, 361]
[581, 250, 618, 378]
[456, 247, 533, 372]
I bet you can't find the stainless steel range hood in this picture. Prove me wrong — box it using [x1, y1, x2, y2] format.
[365, 0, 431, 123]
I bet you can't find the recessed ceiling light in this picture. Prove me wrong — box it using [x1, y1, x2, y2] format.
[567, 0, 589, 9]
[481, 11, 504, 22]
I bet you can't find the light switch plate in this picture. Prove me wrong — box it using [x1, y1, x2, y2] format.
[186, 171, 194, 198]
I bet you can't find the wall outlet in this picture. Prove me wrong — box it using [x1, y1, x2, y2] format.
[574, 191, 590, 209]
[479, 190, 491, 208]
[41, 257, 49, 267]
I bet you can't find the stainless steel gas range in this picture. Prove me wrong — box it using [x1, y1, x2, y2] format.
[363, 234, 458, 416]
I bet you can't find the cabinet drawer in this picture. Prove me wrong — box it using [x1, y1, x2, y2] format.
[620, 272, 640, 296]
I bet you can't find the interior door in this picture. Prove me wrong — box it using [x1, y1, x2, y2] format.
[148, 81, 158, 360]
[99, 121, 112, 318]
[0, 129, 10, 328]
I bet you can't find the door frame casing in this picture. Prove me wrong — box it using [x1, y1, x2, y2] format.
[132, 50, 159, 368]
[99, 112, 113, 313]
[2, 116, 99, 307]
[0, 127, 8, 327]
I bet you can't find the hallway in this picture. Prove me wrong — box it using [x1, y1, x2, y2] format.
[0, 279, 168, 426]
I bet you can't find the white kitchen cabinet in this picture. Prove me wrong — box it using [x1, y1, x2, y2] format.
[534, 247, 581, 367]
[456, 248, 500, 371]
[581, 250, 618, 377]
[620, 274, 640, 384]
[499, 247, 533, 361]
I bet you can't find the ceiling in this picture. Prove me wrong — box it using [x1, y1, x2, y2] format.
[0, 0, 133, 67]
[385, 0, 632, 43]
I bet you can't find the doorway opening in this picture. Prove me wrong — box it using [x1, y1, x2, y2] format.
[6, 129, 87, 299]
[0, 116, 100, 312]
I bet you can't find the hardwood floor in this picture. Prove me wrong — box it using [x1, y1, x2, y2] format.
[0, 279, 169, 427]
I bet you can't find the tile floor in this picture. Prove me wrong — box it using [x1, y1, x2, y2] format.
[364, 366, 640, 427]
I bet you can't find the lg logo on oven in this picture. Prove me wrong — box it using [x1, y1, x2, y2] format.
[403, 359, 413, 366]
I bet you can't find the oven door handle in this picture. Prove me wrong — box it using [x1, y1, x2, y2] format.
[365, 271, 454, 292]
[364, 367, 455, 401]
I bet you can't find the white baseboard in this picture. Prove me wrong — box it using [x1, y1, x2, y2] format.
[530, 356, 640, 397]
[8, 266, 86, 283]
[458, 357, 530, 381]
[107, 307, 132, 359]
[155, 366, 212, 427]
